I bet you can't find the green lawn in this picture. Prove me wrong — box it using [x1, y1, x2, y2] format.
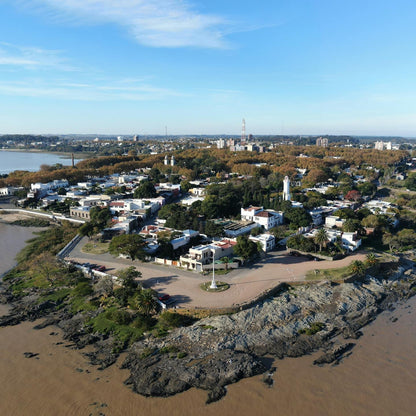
[81, 241, 109, 254]
[305, 265, 353, 281]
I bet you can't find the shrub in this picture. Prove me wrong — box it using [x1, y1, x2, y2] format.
[298, 322, 325, 335]
[72, 281, 93, 297]
[105, 308, 132, 325]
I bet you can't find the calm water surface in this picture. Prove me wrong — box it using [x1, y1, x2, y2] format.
[0, 150, 82, 174]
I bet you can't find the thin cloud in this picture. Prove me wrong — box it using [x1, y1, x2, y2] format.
[15, 0, 231, 48]
[0, 78, 186, 101]
[0, 42, 76, 70]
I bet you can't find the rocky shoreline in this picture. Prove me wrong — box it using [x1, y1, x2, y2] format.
[1, 266, 416, 404]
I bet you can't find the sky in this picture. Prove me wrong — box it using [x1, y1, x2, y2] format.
[0, 0, 416, 136]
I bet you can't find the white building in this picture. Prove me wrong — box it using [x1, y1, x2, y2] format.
[325, 215, 345, 228]
[217, 138, 226, 149]
[0, 186, 21, 196]
[249, 233, 275, 252]
[241, 206, 284, 230]
[283, 176, 291, 201]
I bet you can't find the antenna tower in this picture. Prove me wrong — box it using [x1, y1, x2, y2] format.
[241, 118, 246, 142]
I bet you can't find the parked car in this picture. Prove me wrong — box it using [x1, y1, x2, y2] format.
[93, 265, 106, 272]
[158, 294, 171, 302]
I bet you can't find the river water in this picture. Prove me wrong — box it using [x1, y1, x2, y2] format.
[0, 223, 415, 415]
[0, 150, 82, 174]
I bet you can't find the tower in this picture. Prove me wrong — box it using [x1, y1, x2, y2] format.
[164, 155, 169, 165]
[171, 155, 176, 166]
[283, 176, 291, 201]
[241, 118, 246, 142]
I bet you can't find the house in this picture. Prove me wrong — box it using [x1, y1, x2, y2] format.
[325, 215, 345, 228]
[179, 239, 236, 271]
[249, 233, 275, 252]
[241, 206, 283, 230]
[79, 195, 112, 207]
[70, 206, 91, 220]
[222, 220, 259, 238]
[0, 186, 21, 196]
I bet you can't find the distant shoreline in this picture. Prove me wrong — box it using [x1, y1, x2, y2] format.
[0, 148, 88, 160]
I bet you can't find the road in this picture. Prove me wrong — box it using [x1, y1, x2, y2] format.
[66, 237, 366, 309]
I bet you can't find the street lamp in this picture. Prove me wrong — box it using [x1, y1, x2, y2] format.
[210, 248, 217, 289]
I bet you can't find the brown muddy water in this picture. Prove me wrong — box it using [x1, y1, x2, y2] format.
[0, 223, 40, 277]
[0, 224, 415, 416]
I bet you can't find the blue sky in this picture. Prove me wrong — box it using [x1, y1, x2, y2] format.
[0, 0, 415, 136]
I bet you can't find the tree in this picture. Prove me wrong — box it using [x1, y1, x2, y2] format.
[286, 234, 316, 252]
[314, 228, 328, 252]
[133, 181, 157, 198]
[361, 214, 381, 229]
[343, 219, 363, 233]
[382, 232, 399, 252]
[79, 222, 95, 239]
[233, 235, 259, 260]
[90, 206, 112, 228]
[357, 182, 377, 197]
[337, 208, 357, 220]
[348, 260, 366, 276]
[117, 266, 142, 288]
[220, 256, 231, 270]
[205, 220, 224, 237]
[344, 190, 362, 202]
[285, 207, 312, 230]
[134, 289, 158, 316]
[365, 253, 379, 268]
[109, 234, 146, 261]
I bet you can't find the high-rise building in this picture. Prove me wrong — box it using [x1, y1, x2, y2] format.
[375, 141, 384, 150]
[316, 137, 328, 147]
[217, 138, 225, 149]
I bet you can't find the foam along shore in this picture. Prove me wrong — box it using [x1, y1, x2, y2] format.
[1, 255, 415, 404]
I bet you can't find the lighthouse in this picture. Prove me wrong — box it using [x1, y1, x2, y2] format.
[283, 176, 291, 201]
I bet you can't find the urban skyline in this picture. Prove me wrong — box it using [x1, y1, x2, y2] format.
[0, 1, 416, 136]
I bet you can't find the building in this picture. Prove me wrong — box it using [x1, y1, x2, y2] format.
[241, 206, 284, 230]
[0, 186, 21, 196]
[325, 215, 345, 228]
[70, 206, 91, 220]
[283, 176, 291, 201]
[249, 233, 275, 252]
[316, 137, 329, 147]
[216, 138, 226, 149]
[179, 239, 236, 272]
[171, 155, 176, 166]
[164, 155, 169, 165]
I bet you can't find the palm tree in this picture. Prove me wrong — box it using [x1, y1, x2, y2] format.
[314, 228, 329, 252]
[365, 253, 379, 267]
[221, 256, 231, 271]
[348, 260, 366, 276]
[134, 289, 158, 316]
